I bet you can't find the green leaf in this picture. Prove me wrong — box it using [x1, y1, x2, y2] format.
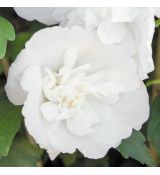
[117, 130, 155, 166]
[0, 135, 42, 167]
[147, 95, 160, 159]
[155, 19, 160, 28]
[0, 98, 22, 156]
[0, 38, 7, 59]
[7, 32, 33, 60]
[0, 16, 15, 58]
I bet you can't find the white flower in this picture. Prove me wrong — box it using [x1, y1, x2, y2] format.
[5, 27, 149, 159]
[14, 7, 157, 80]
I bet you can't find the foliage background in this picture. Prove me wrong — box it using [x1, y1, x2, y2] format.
[0, 7, 160, 167]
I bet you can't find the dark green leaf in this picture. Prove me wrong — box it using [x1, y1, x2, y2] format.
[0, 16, 15, 58]
[0, 98, 21, 156]
[7, 32, 33, 60]
[62, 152, 78, 166]
[147, 95, 160, 159]
[0, 135, 42, 167]
[117, 130, 155, 166]
[61, 151, 108, 167]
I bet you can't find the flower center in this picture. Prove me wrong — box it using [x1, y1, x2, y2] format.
[42, 48, 124, 121]
[42, 63, 92, 120]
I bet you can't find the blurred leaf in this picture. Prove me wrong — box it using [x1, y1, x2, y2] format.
[147, 95, 160, 159]
[146, 79, 160, 87]
[0, 16, 15, 58]
[0, 98, 21, 156]
[156, 19, 160, 28]
[78, 158, 108, 167]
[27, 21, 46, 33]
[0, 135, 43, 167]
[117, 130, 155, 166]
[7, 32, 33, 60]
[61, 151, 108, 167]
[62, 152, 78, 166]
[0, 38, 7, 59]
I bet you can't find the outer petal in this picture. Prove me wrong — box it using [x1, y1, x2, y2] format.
[5, 50, 28, 105]
[46, 122, 78, 154]
[21, 65, 49, 148]
[113, 82, 149, 130]
[21, 65, 60, 158]
[78, 139, 111, 159]
[130, 8, 155, 80]
[14, 7, 58, 25]
[88, 82, 149, 147]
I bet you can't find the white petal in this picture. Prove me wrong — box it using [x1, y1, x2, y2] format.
[78, 140, 111, 159]
[112, 8, 140, 22]
[97, 19, 127, 45]
[40, 102, 59, 122]
[89, 82, 149, 147]
[20, 65, 48, 147]
[66, 103, 99, 136]
[5, 50, 27, 105]
[21, 65, 61, 159]
[76, 37, 140, 92]
[154, 8, 160, 18]
[66, 117, 92, 136]
[130, 8, 155, 80]
[47, 148, 60, 161]
[85, 69, 121, 83]
[46, 122, 77, 153]
[113, 82, 149, 130]
[63, 48, 78, 69]
[84, 8, 101, 29]
[14, 7, 58, 25]
[64, 8, 85, 27]
[83, 96, 131, 147]
[91, 118, 132, 147]
[51, 7, 73, 23]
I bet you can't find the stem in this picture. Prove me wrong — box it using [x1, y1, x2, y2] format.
[152, 29, 160, 101]
[149, 143, 159, 165]
[146, 79, 160, 87]
[0, 58, 10, 77]
[149, 29, 160, 164]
